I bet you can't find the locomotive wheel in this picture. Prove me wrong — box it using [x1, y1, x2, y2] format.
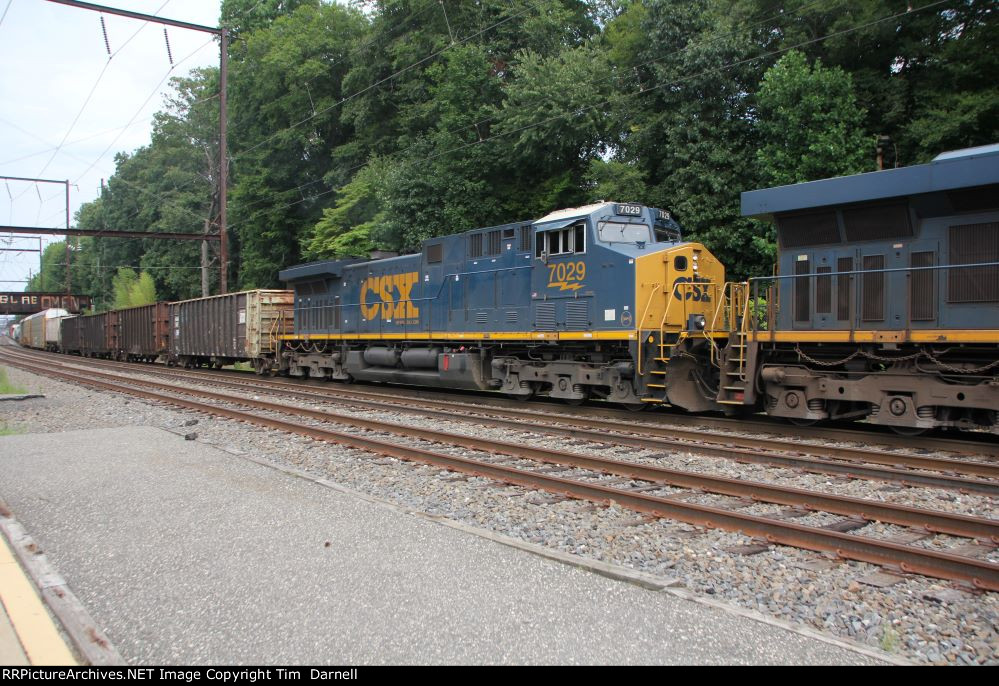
[788, 417, 820, 427]
[889, 425, 929, 437]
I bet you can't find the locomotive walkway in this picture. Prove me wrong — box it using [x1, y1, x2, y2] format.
[0, 425, 892, 664]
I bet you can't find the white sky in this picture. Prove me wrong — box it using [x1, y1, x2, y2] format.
[0, 0, 222, 291]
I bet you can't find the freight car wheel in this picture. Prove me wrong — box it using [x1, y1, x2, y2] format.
[620, 403, 648, 412]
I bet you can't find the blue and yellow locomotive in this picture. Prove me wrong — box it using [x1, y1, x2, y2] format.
[277, 202, 731, 410]
[734, 144, 999, 433]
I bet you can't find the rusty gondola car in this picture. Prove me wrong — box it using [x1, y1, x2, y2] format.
[169, 290, 294, 371]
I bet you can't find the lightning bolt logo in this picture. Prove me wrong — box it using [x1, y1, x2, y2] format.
[549, 281, 584, 292]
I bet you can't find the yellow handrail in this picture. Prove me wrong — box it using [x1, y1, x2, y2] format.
[636, 282, 662, 376]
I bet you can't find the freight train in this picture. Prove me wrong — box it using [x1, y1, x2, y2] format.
[13, 144, 999, 434]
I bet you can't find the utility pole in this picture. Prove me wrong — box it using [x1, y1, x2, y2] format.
[219, 27, 229, 294]
[65, 180, 71, 293]
[43, 0, 230, 293]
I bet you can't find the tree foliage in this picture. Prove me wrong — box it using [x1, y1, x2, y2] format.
[755, 51, 873, 187]
[63, 0, 997, 302]
[111, 268, 157, 309]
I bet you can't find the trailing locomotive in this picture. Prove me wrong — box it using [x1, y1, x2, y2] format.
[734, 143, 999, 433]
[277, 202, 730, 410]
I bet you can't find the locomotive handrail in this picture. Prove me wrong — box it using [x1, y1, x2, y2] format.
[747, 260, 999, 282]
[636, 282, 662, 376]
[657, 280, 725, 365]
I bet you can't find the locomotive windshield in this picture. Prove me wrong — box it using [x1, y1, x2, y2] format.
[597, 221, 652, 245]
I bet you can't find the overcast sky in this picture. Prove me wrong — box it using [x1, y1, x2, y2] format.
[0, 0, 222, 291]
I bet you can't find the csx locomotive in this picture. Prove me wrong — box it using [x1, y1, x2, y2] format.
[278, 201, 729, 411]
[734, 143, 999, 434]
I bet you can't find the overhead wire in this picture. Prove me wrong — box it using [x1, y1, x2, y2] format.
[59, 0, 508, 240]
[0, 0, 13, 28]
[233, 0, 550, 159]
[29, 1, 174, 182]
[70, 35, 217, 188]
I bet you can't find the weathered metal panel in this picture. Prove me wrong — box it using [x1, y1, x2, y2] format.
[118, 302, 170, 358]
[77, 311, 115, 357]
[170, 290, 292, 360]
[59, 316, 82, 353]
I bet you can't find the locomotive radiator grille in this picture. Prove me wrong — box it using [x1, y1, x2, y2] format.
[535, 303, 556, 331]
[565, 302, 589, 329]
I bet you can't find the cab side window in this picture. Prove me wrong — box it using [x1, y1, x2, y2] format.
[535, 223, 585, 258]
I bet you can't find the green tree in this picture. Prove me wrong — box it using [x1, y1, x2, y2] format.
[130, 272, 158, 306]
[110, 268, 157, 309]
[112, 268, 139, 309]
[617, 0, 768, 279]
[302, 162, 387, 259]
[755, 50, 873, 187]
[228, 2, 368, 287]
[583, 159, 648, 204]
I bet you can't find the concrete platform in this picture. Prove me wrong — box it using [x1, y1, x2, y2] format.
[0, 532, 77, 665]
[0, 426, 889, 665]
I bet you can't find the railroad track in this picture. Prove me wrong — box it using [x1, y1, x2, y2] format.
[3, 348, 998, 591]
[7, 347, 999, 494]
[16, 345, 999, 458]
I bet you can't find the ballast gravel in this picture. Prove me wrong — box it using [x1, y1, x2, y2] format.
[1, 363, 997, 665]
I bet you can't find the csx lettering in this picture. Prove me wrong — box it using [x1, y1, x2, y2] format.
[361, 272, 420, 321]
[672, 276, 711, 302]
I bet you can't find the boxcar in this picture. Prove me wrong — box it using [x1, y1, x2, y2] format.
[169, 290, 293, 370]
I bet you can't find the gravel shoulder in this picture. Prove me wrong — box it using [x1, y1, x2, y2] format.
[1, 363, 996, 665]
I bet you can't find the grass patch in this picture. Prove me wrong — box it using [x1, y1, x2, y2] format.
[231, 362, 253, 372]
[0, 367, 27, 395]
[0, 423, 23, 436]
[880, 626, 899, 653]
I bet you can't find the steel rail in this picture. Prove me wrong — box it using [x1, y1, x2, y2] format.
[3, 353, 997, 591]
[6, 348, 999, 495]
[20, 356, 999, 541]
[144, 363, 999, 465]
[15, 345, 997, 456]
